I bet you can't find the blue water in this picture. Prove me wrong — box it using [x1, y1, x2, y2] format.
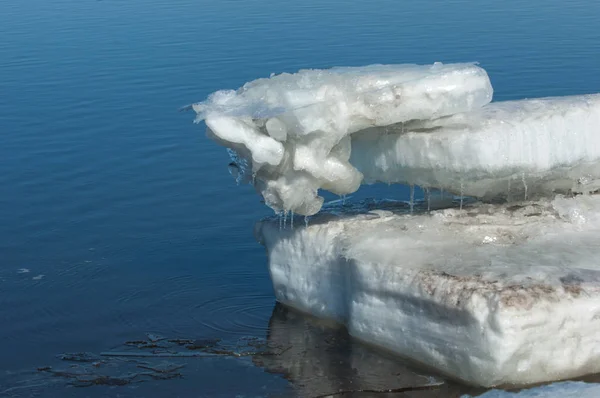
[1, 0, 600, 396]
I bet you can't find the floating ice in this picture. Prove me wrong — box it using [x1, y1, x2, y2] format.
[352, 94, 600, 200]
[193, 63, 493, 215]
[468, 382, 600, 397]
[255, 194, 600, 387]
[194, 63, 600, 388]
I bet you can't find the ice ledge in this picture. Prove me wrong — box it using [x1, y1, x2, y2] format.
[255, 195, 600, 387]
[193, 62, 492, 215]
[351, 94, 600, 201]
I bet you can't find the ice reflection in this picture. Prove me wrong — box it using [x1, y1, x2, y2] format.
[254, 303, 485, 397]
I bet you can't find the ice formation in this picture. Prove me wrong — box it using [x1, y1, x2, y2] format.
[193, 63, 493, 215]
[193, 62, 600, 388]
[352, 94, 600, 200]
[193, 63, 600, 214]
[255, 195, 600, 387]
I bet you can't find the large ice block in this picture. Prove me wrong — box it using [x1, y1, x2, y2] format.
[255, 194, 600, 387]
[351, 94, 600, 200]
[193, 63, 493, 215]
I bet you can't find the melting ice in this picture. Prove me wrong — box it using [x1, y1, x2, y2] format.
[351, 94, 600, 201]
[255, 194, 600, 387]
[192, 62, 600, 389]
[194, 62, 600, 215]
[194, 62, 493, 215]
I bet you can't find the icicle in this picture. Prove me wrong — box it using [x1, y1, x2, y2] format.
[507, 178, 512, 202]
[342, 194, 346, 205]
[290, 210, 294, 229]
[283, 210, 287, 229]
[426, 188, 431, 212]
[252, 172, 256, 185]
[440, 187, 444, 200]
[304, 216, 309, 228]
[279, 211, 283, 230]
[522, 172, 528, 201]
[460, 181, 464, 211]
[409, 184, 415, 213]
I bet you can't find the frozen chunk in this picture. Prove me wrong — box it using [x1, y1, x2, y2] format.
[193, 63, 493, 215]
[352, 94, 600, 200]
[255, 194, 600, 387]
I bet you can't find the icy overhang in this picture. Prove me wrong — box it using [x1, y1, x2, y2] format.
[192, 63, 600, 214]
[193, 62, 493, 215]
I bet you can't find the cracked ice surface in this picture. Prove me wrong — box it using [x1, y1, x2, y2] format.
[255, 194, 600, 387]
[193, 63, 493, 215]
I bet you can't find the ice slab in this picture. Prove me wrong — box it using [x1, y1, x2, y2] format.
[352, 94, 600, 200]
[469, 382, 600, 397]
[255, 194, 600, 387]
[193, 63, 493, 215]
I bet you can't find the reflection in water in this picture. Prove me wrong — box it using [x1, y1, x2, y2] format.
[0, 303, 491, 397]
[255, 303, 485, 397]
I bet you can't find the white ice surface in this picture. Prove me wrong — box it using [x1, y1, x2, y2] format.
[193, 63, 493, 215]
[469, 382, 600, 397]
[351, 94, 600, 200]
[255, 194, 600, 387]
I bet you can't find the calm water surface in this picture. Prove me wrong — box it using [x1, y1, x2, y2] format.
[1, 0, 600, 396]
